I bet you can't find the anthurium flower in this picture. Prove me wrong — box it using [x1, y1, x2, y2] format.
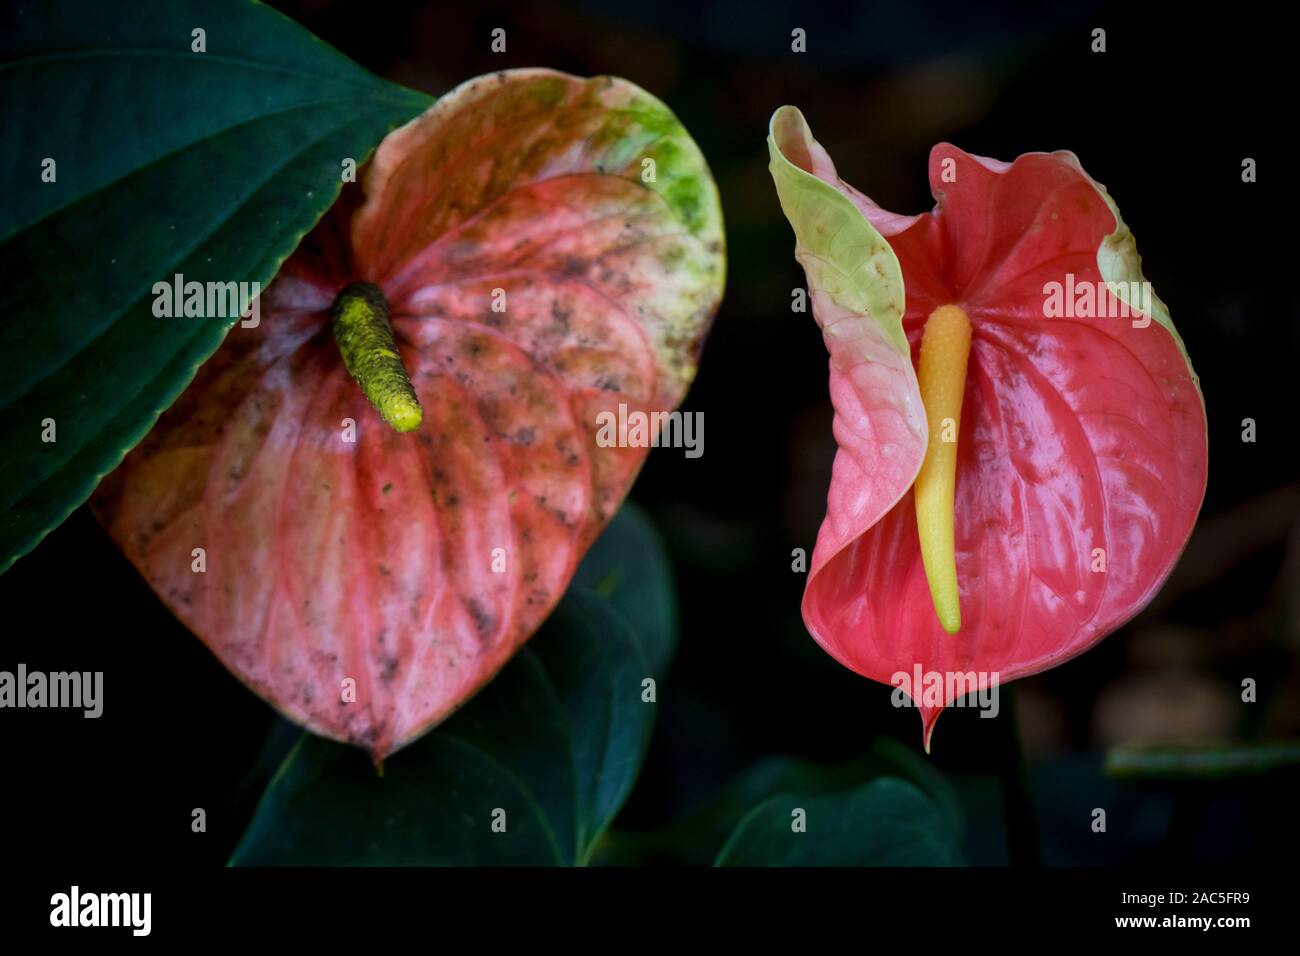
[768, 106, 1206, 748]
[94, 70, 724, 759]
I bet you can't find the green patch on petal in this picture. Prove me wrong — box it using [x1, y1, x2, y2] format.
[1081, 166, 1203, 397]
[579, 82, 725, 394]
[767, 106, 909, 356]
[526, 75, 570, 108]
[591, 93, 722, 243]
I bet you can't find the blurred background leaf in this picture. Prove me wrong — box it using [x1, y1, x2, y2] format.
[714, 777, 961, 866]
[594, 736, 962, 864]
[572, 501, 678, 679]
[1104, 741, 1300, 780]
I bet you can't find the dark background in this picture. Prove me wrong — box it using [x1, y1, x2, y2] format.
[3, 0, 1296, 867]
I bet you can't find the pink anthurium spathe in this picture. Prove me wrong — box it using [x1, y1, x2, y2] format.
[93, 70, 724, 760]
[768, 106, 1207, 749]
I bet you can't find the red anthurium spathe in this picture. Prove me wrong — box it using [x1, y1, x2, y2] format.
[94, 70, 724, 759]
[768, 106, 1206, 749]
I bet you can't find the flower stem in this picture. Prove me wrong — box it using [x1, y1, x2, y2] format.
[997, 685, 1041, 867]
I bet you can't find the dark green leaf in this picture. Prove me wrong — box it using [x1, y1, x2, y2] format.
[573, 501, 678, 676]
[598, 737, 962, 865]
[863, 736, 965, 837]
[714, 778, 962, 866]
[230, 590, 654, 865]
[0, 0, 431, 572]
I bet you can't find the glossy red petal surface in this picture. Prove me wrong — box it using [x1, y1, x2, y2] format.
[800, 143, 1207, 744]
[94, 70, 724, 758]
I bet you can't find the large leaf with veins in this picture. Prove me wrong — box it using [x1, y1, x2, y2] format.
[94, 69, 724, 759]
[0, 0, 432, 574]
[769, 107, 1206, 748]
